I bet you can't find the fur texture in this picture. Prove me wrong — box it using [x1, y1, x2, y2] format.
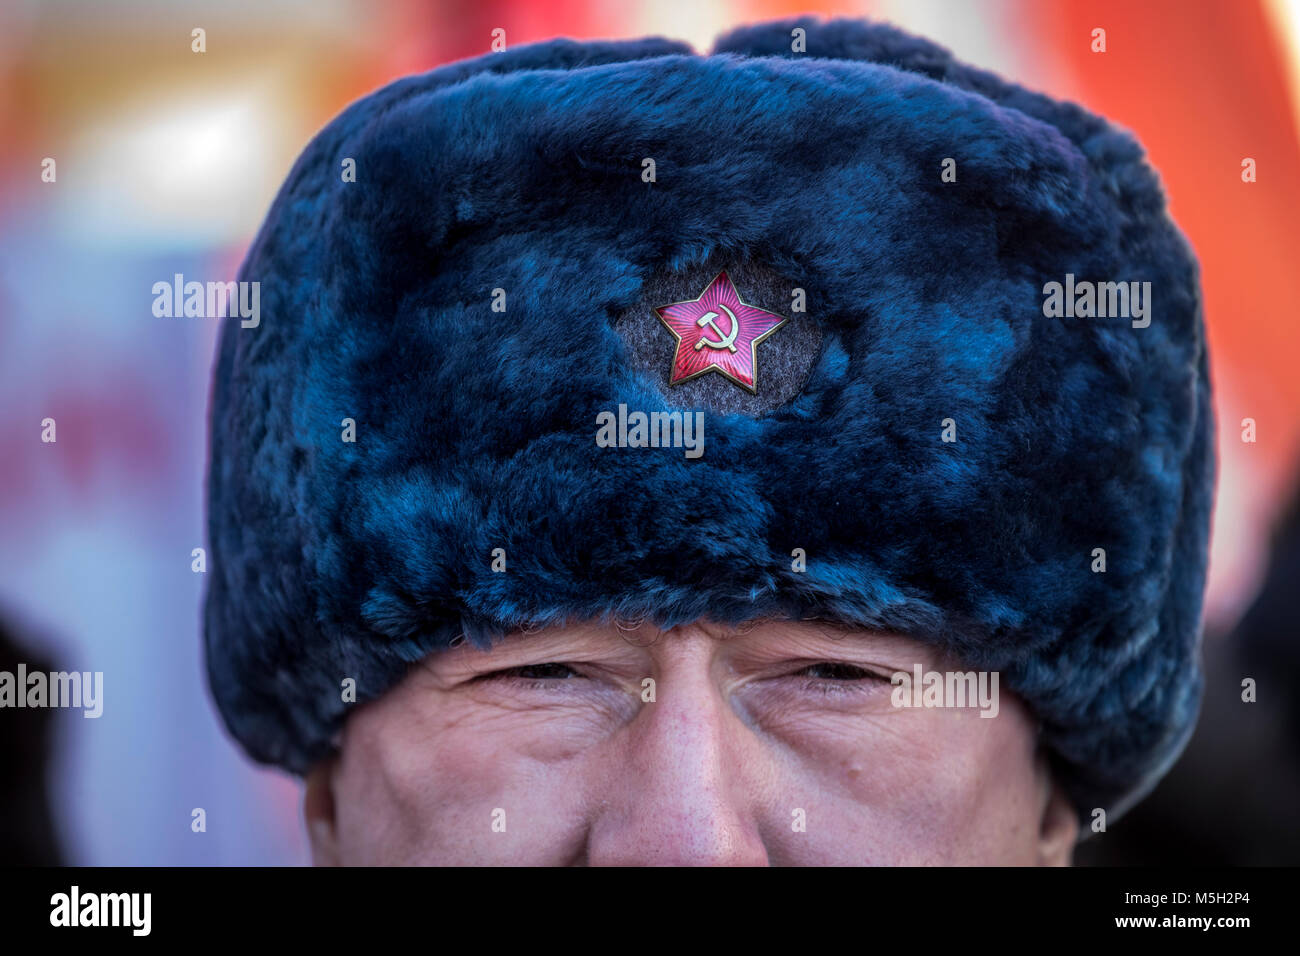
[205, 18, 1215, 823]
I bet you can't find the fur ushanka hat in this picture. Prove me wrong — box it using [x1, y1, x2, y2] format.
[205, 17, 1215, 825]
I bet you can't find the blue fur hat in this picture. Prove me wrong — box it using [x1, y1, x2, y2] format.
[205, 17, 1215, 823]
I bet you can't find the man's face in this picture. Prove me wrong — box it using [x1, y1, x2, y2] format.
[305, 619, 1078, 865]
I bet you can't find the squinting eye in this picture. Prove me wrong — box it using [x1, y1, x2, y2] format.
[486, 663, 581, 681]
[795, 662, 879, 681]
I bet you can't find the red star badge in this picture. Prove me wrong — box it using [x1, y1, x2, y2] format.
[654, 272, 789, 393]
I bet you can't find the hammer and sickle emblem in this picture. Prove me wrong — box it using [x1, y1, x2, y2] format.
[694, 304, 740, 353]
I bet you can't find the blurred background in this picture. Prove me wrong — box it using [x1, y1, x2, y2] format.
[1, 0, 1297, 865]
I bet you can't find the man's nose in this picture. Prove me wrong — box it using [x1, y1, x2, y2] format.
[585, 658, 771, 866]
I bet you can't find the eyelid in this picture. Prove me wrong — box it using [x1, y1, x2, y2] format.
[789, 660, 894, 681]
[783, 663, 895, 702]
[478, 662, 584, 682]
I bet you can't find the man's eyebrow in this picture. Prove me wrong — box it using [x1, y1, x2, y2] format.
[734, 621, 952, 666]
[429, 626, 639, 667]
[755, 617, 910, 644]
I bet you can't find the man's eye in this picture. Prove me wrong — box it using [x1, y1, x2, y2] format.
[486, 663, 581, 681]
[795, 662, 879, 681]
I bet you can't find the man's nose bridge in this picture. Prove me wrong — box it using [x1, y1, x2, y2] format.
[630, 660, 747, 799]
[585, 662, 769, 865]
